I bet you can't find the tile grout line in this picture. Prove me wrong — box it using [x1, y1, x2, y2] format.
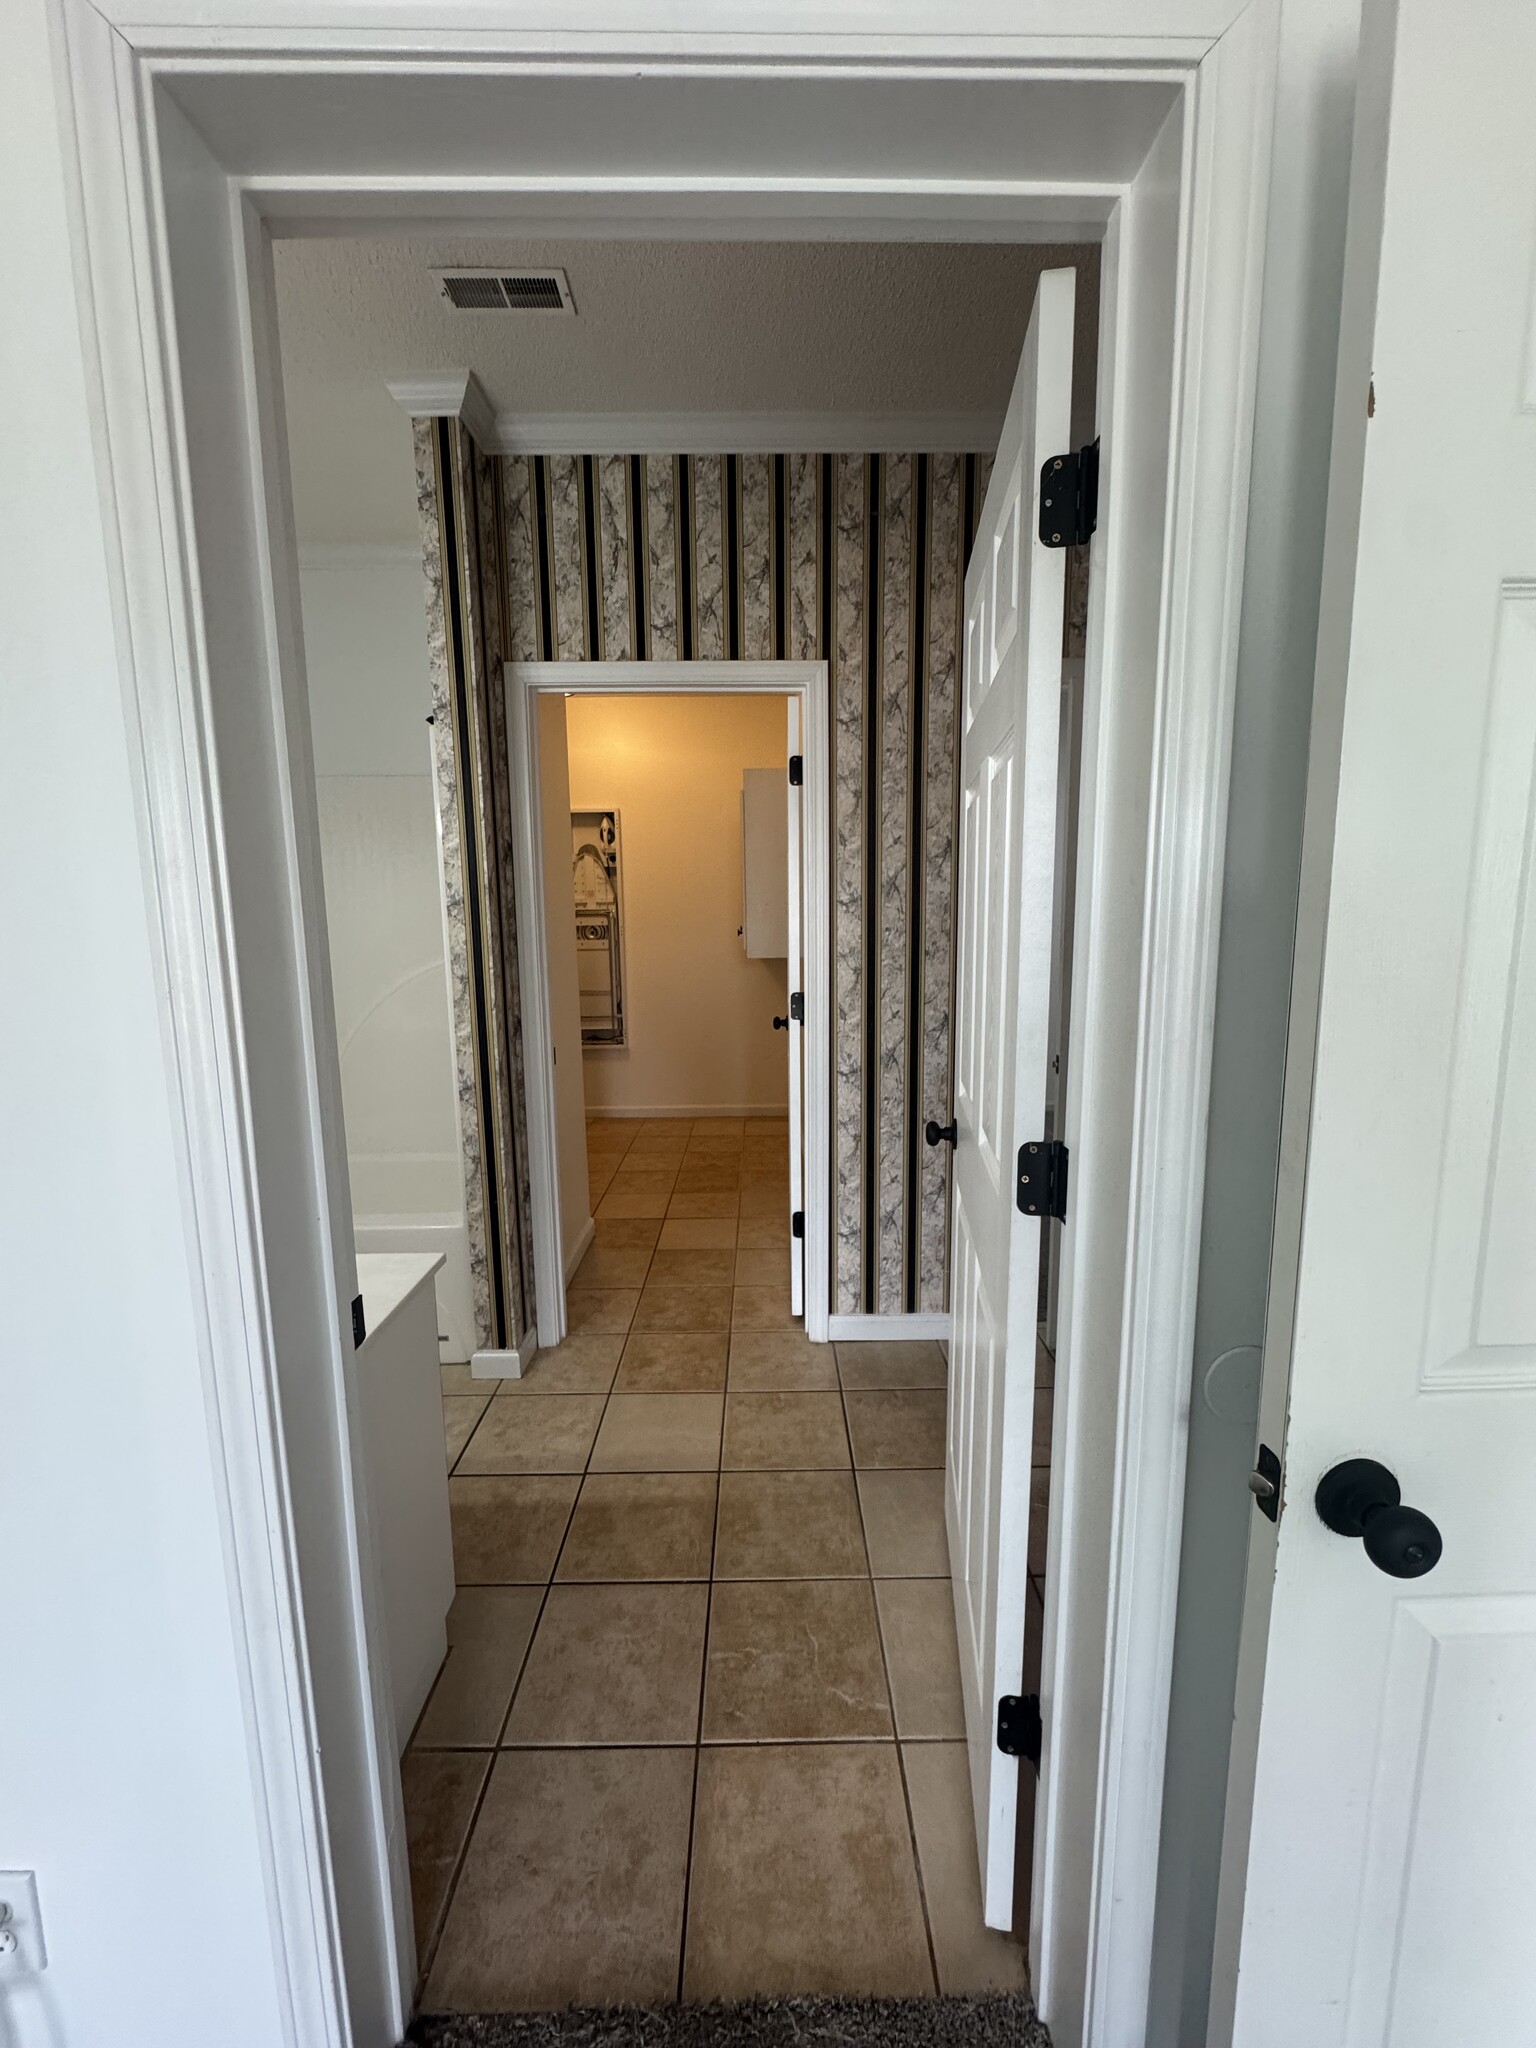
[673, 1133, 739, 2002]
[426, 1115, 803, 2009]
[415, 1465, 579, 2000]
[420, 1198, 642, 2001]
[415, 1366, 519, 1990]
[836, 1345, 944, 1999]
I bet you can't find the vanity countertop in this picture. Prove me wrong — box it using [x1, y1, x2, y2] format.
[355, 1251, 446, 1346]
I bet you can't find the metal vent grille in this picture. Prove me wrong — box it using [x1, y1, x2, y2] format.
[441, 275, 507, 310]
[437, 268, 574, 313]
[499, 274, 566, 310]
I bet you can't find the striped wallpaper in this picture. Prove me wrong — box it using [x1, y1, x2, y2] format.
[414, 417, 536, 1354]
[412, 429, 1088, 1332]
[504, 448, 991, 1318]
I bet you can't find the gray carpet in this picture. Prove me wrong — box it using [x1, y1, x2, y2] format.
[407, 1992, 1049, 2048]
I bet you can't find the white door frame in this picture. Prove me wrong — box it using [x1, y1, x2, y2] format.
[507, 659, 832, 1349]
[51, 4, 1277, 2043]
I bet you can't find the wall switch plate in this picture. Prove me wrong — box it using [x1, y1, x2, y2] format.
[0, 1873, 46, 1972]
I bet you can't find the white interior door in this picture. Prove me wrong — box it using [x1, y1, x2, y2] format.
[786, 697, 804, 1317]
[1222, 7, 1536, 2042]
[947, 266, 1074, 1929]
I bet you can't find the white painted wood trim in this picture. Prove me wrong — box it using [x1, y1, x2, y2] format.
[505, 668, 565, 1348]
[92, 0, 1250, 51]
[508, 659, 833, 1349]
[828, 1313, 952, 1342]
[562, 1214, 595, 1284]
[53, 9, 410, 2042]
[1046, 9, 1279, 2044]
[799, 667, 832, 1348]
[486, 409, 1004, 456]
[515, 659, 813, 692]
[385, 369, 496, 446]
[470, 1344, 530, 1380]
[387, 394, 1003, 458]
[52, 12, 1274, 2044]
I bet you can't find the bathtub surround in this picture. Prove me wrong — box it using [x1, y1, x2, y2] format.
[411, 417, 1090, 1330]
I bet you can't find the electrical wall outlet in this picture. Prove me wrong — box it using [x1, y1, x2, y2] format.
[0, 1873, 46, 1972]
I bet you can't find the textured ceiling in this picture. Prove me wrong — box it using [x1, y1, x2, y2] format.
[275, 237, 1098, 545]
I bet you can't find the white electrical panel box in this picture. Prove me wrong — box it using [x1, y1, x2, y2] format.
[741, 768, 789, 959]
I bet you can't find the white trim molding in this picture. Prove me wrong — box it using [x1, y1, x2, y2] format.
[507, 659, 833, 1350]
[828, 1313, 953, 1342]
[52, 13, 1276, 2047]
[385, 389, 1004, 459]
[470, 1345, 530, 1380]
[487, 409, 1005, 457]
[385, 369, 498, 448]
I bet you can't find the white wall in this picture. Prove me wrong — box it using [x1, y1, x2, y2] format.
[536, 695, 594, 1270]
[1148, 2, 1365, 2041]
[299, 549, 476, 1359]
[0, 5, 286, 2041]
[565, 694, 790, 1116]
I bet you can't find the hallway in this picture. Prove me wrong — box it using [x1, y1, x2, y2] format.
[403, 1113, 1033, 2013]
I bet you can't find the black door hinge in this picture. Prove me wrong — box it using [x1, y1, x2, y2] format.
[789, 991, 804, 1023]
[997, 1693, 1042, 1769]
[351, 1293, 367, 1347]
[788, 754, 804, 785]
[1248, 1442, 1282, 1523]
[1017, 1139, 1068, 1222]
[792, 1210, 804, 1239]
[1039, 439, 1100, 549]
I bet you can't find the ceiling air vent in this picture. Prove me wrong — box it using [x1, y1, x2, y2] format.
[437, 268, 575, 314]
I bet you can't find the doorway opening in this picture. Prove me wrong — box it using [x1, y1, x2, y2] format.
[281, 241, 1101, 2025]
[405, 661, 1027, 2006]
[65, 22, 1275, 2041]
[507, 665, 832, 1356]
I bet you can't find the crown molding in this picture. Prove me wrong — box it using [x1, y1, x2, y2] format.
[486, 409, 1004, 456]
[385, 379, 1001, 457]
[385, 369, 498, 449]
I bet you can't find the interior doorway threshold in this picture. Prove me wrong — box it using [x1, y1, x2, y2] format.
[408, 1989, 1048, 2048]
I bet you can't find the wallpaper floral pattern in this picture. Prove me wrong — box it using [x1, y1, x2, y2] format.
[413, 417, 535, 1353]
[413, 426, 1088, 1330]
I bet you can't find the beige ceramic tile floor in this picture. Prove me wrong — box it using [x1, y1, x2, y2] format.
[403, 1114, 1034, 2015]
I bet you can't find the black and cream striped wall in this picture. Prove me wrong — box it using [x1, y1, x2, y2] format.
[413, 428, 1088, 1336]
[415, 417, 537, 1356]
[503, 447, 991, 1321]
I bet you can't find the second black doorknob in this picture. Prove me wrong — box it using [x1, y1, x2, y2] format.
[1315, 1458, 1442, 1579]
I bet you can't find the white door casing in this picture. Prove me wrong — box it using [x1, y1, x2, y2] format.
[54, 8, 1279, 2042]
[1221, 5, 1536, 2043]
[506, 662, 832, 1350]
[787, 697, 805, 1317]
[947, 266, 1075, 1930]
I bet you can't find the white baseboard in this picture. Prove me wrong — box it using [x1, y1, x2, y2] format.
[827, 1313, 952, 1342]
[562, 1215, 595, 1284]
[471, 1340, 535, 1381]
[583, 1103, 790, 1119]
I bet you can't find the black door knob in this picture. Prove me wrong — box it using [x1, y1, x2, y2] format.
[1315, 1458, 1442, 1579]
[772, 1015, 789, 1031]
[925, 1119, 958, 1147]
